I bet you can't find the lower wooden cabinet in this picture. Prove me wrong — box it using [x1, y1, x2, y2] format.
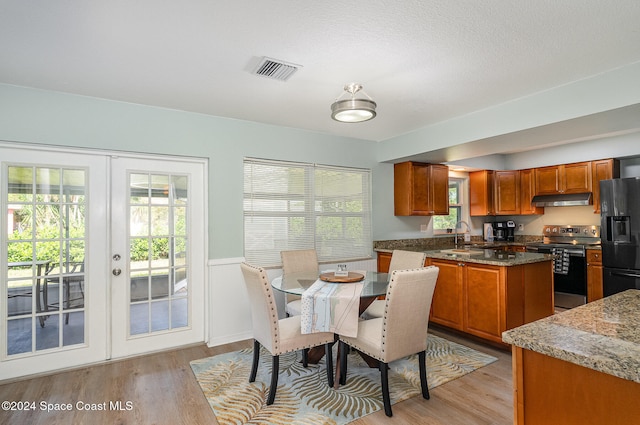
[428, 258, 553, 345]
[376, 252, 393, 273]
[428, 259, 465, 330]
[586, 249, 603, 302]
[377, 252, 554, 345]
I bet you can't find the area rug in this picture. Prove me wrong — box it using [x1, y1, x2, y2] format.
[190, 334, 497, 425]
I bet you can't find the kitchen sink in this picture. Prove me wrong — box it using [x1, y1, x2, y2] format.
[439, 248, 485, 256]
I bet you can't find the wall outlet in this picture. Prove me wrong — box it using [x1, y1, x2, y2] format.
[518, 224, 524, 231]
[464, 233, 471, 242]
[420, 224, 428, 232]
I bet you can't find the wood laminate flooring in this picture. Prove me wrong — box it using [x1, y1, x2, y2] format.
[0, 328, 513, 425]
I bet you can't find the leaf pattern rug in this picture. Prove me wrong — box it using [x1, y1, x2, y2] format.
[190, 334, 497, 425]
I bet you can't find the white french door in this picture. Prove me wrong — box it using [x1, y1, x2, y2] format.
[1, 145, 207, 379]
[1, 146, 108, 379]
[110, 156, 206, 358]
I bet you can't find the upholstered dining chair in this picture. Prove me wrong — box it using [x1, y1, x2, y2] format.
[240, 262, 335, 405]
[362, 249, 427, 319]
[280, 249, 319, 316]
[338, 266, 439, 417]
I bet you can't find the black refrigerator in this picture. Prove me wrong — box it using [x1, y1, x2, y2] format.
[600, 177, 640, 296]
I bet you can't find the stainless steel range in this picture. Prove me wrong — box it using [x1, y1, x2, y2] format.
[526, 224, 601, 309]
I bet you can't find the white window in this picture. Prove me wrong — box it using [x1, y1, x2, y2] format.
[433, 178, 464, 232]
[243, 158, 372, 266]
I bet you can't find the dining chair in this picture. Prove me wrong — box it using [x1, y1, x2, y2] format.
[280, 249, 319, 316]
[338, 266, 439, 417]
[362, 249, 427, 319]
[240, 262, 335, 405]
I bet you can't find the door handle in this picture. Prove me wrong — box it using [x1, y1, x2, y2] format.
[611, 271, 640, 279]
[112, 268, 122, 276]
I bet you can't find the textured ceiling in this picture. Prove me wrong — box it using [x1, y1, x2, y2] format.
[1, 1, 640, 146]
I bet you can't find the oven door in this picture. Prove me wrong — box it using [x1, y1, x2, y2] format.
[527, 244, 587, 309]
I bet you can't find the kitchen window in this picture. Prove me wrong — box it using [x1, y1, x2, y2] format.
[243, 158, 372, 267]
[433, 178, 464, 232]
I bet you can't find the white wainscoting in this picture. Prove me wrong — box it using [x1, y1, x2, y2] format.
[206, 257, 377, 348]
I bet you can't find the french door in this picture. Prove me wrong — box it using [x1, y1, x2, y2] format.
[1, 145, 207, 379]
[110, 156, 206, 358]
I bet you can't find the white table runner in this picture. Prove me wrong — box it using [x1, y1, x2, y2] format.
[300, 278, 364, 337]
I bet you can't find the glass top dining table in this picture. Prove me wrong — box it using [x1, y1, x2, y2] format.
[270, 270, 390, 300]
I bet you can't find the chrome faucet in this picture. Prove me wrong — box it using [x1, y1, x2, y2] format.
[454, 220, 470, 249]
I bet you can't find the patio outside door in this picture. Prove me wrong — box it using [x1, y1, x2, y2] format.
[110, 156, 206, 358]
[1, 146, 108, 379]
[2, 145, 206, 379]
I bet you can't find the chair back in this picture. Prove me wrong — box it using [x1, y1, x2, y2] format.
[380, 266, 439, 363]
[280, 249, 319, 305]
[240, 262, 280, 353]
[388, 250, 427, 273]
[281, 249, 319, 275]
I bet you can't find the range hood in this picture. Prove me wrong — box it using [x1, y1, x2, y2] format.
[531, 192, 592, 207]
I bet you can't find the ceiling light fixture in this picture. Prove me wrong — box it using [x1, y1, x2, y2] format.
[331, 83, 377, 123]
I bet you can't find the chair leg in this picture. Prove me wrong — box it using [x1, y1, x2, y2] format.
[325, 343, 334, 388]
[302, 348, 309, 368]
[339, 341, 348, 385]
[380, 361, 392, 417]
[418, 350, 430, 400]
[267, 355, 279, 405]
[250, 339, 260, 382]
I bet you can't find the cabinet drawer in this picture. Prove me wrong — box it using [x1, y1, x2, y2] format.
[586, 250, 602, 265]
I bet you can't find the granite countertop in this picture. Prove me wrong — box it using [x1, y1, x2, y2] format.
[376, 245, 552, 266]
[502, 289, 640, 383]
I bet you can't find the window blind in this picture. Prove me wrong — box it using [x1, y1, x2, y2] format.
[244, 158, 372, 267]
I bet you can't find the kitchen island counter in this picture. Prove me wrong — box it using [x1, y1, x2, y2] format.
[375, 247, 552, 267]
[502, 289, 640, 424]
[376, 249, 554, 346]
[503, 289, 640, 383]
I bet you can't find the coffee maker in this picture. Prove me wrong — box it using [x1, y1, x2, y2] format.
[493, 220, 516, 242]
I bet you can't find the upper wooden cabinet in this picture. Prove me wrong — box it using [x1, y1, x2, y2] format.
[471, 169, 540, 216]
[494, 170, 520, 215]
[394, 161, 449, 216]
[469, 170, 495, 216]
[534, 161, 592, 195]
[591, 159, 620, 214]
[519, 169, 544, 215]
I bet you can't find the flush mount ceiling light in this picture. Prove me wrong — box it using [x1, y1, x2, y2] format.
[331, 83, 377, 123]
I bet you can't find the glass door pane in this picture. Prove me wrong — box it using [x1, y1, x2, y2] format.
[5, 165, 86, 355]
[128, 172, 189, 336]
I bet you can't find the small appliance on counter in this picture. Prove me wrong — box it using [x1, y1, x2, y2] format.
[492, 220, 515, 242]
[483, 223, 494, 242]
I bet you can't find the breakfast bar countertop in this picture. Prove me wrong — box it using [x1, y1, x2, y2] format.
[375, 246, 552, 267]
[502, 289, 640, 383]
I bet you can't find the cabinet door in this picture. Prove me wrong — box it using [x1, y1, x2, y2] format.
[429, 164, 450, 215]
[469, 170, 495, 216]
[429, 259, 464, 330]
[563, 162, 592, 194]
[520, 169, 544, 215]
[591, 159, 620, 214]
[494, 170, 520, 215]
[394, 162, 428, 215]
[377, 252, 392, 273]
[586, 249, 603, 302]
[394, 162, 448, 216]
[463, 264, 505, 343]
[534, 166, 562, 195]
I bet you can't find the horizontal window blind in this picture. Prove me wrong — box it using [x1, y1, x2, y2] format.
[244, 158, 372, 267]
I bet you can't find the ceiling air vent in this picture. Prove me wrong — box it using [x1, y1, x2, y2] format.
[252, 57, 301, 81]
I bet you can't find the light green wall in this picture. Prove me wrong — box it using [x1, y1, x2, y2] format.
[0, 84, 383, 259]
